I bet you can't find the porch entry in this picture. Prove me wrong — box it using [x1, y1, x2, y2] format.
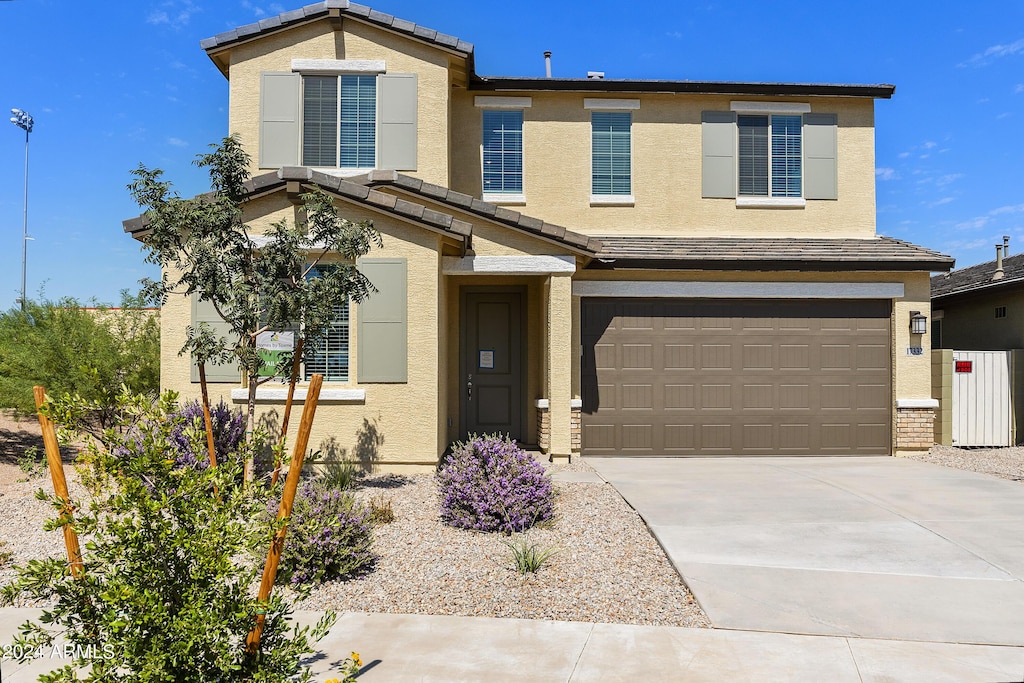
[460, 288, 526, 443]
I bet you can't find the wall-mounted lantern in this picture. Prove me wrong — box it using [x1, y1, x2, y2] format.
[910, 311, 927, 335]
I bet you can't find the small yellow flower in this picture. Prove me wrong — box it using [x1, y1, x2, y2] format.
[351, 652, 362, 667]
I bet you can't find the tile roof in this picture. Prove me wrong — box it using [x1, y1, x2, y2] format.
[589, 236, 954, 271]
[124, 168, 600, 257]
[347, 170, 601, 253]
[200, 1, 474, 57]
[471, 77, 895, 99]
[931, 250, 1024, 299]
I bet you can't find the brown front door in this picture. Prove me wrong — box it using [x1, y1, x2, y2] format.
[581, 298, 892, 456]
[461, 289, 525, 442]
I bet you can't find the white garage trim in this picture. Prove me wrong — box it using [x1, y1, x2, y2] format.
[443, 255, 576, 274]
[572, 281, 905, 299]
[896, 399, 939, 409]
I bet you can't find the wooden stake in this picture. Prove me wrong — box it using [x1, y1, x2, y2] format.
[33, 386, 83, 579]
[271, 339, 304, 487]
[198, 363, 218, 470]
[246, 374, 323, 654]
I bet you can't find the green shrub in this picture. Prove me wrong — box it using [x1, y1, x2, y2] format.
[504, 535, 559, 575]
[1, 390, 334, 682]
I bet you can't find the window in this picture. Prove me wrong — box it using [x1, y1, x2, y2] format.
[738, 114, 802, 197]
[304, 265, 350, 382]
[591, 112, 632, 196]
[996, 306, 1007, 319]
[482, 110, 523, 196]
[302, 74, 376, 168]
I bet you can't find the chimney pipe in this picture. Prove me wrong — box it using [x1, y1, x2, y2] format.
[544, 51, 552, 78]
[1004, 235, 1010, 255]
[994, 244, 1005, 280]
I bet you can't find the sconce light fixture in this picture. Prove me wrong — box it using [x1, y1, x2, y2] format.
[910, 311, 927, 335]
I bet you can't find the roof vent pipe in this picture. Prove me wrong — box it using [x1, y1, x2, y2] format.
[994, 244, 1005, 281]
[544, 51, 552, 78]
[1004, 235, 1011, 255]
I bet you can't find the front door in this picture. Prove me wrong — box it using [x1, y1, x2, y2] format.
[461, 289, 524, 442]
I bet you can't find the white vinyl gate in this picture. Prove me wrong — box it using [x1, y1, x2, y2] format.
[951, 350, 1012, 447]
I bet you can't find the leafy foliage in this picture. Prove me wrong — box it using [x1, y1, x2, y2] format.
[0, 292, 159, 428]
[271, 479, 376, 585]
[437, 434, 554, 534]
[0, 390, 334, 681]
[504, 535, 560, 574]
[128, 135, 382, 455]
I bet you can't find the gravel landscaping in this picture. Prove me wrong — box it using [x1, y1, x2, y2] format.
[0, 412, 708, 627]
[906, 444, 1024, 483]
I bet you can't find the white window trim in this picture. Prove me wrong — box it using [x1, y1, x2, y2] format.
[291, 59, 386, 73]
[482, 193, 526, 205]
[300, 73, 379, 171]
[585, 98, 640, 110]
[736, 197, 806, 208]
[734, 112, 804, 205]
[590, 110, 634, 200]
[731, 101, 811, 114]
[590, 194, 635, 206]
[474, 96, 533, 109]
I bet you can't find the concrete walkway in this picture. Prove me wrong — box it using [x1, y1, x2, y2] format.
[4, 609, 1024, 681]
[589, 456, 1024, 646]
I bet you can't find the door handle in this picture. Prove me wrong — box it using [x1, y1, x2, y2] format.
[467, 374, 473, 400]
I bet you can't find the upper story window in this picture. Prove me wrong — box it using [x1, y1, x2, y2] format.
[591, 111, 632, 197]
[738, 115, 802, 198]
[482, 110, 523, 196]
[302, 74, 377, 169]
[701, 103, 837, 205]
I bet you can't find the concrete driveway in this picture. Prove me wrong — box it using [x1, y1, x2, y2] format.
[589, 456, 1024, 645]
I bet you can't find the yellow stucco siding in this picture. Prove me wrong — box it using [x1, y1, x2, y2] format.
[227, 18, 452, 185]
[450, 91, 877, 238]
[159, 195, 443, 468]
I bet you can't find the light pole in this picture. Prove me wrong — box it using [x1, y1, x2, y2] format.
[10, 108, 33, 312]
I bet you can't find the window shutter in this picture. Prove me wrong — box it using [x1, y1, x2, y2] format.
[259, 72, 301, 169]
[377, 74, 418, 171]
[190, 296, 240, 383]
[803, 113, 838, 200]
[702, 111, 737, 198]
[357, 258, 408, 383]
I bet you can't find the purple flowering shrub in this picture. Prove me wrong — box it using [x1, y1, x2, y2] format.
[272, 480, 375, 585]
[167, 400, 245, 469]
[437, 434, 554, 534]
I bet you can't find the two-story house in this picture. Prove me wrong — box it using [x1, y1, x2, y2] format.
[125, 1, 954, 470]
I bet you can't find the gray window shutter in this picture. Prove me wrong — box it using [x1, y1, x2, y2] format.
[190, 296, 240, 383]
[259, 71, 301, 169]
[803, 113, 838, 200]
[377, 74, 418, 171]
[357, 258, 408, 383]
[702, 111, 737, 198]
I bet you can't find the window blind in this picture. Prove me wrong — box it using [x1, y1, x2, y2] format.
[340, 75, 376, 168]
[482, 110, 523, 194]
[771, 115, 802, 197]
[591, 112, 631, 195]
[302, 75, 338, 167]
[738, 115, 768, 196]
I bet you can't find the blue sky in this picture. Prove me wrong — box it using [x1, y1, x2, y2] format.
[1, 0, 1022, 306]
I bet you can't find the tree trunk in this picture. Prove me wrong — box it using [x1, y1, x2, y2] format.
[244, 376, 258, 482]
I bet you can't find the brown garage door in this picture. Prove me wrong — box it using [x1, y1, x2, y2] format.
[581, 299, 891, 456]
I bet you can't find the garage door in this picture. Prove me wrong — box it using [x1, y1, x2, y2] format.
[581, 299, 891, 456]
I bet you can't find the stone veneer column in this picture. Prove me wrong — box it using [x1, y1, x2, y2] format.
[535, 399, 551, 452]
[546, 273, 574, 462]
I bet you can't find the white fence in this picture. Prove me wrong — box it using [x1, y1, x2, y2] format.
[951, 350, 1012, 447]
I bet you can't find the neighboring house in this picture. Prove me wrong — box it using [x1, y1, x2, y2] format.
[931, 241, 1024, 351]
[124, 1, 954, 470]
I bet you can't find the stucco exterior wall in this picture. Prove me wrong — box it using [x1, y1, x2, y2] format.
[450, 91, 877, 238]
[227, 18, 452, 186]
[160, 195, 443, 470]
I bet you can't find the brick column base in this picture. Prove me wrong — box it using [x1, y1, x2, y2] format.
[571, 401, 581, 454]
[536, 400, 550, 453]
[896, 406, 935, 450]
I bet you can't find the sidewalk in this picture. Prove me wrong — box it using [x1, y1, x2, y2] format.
[4, 609, 1024, 682]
